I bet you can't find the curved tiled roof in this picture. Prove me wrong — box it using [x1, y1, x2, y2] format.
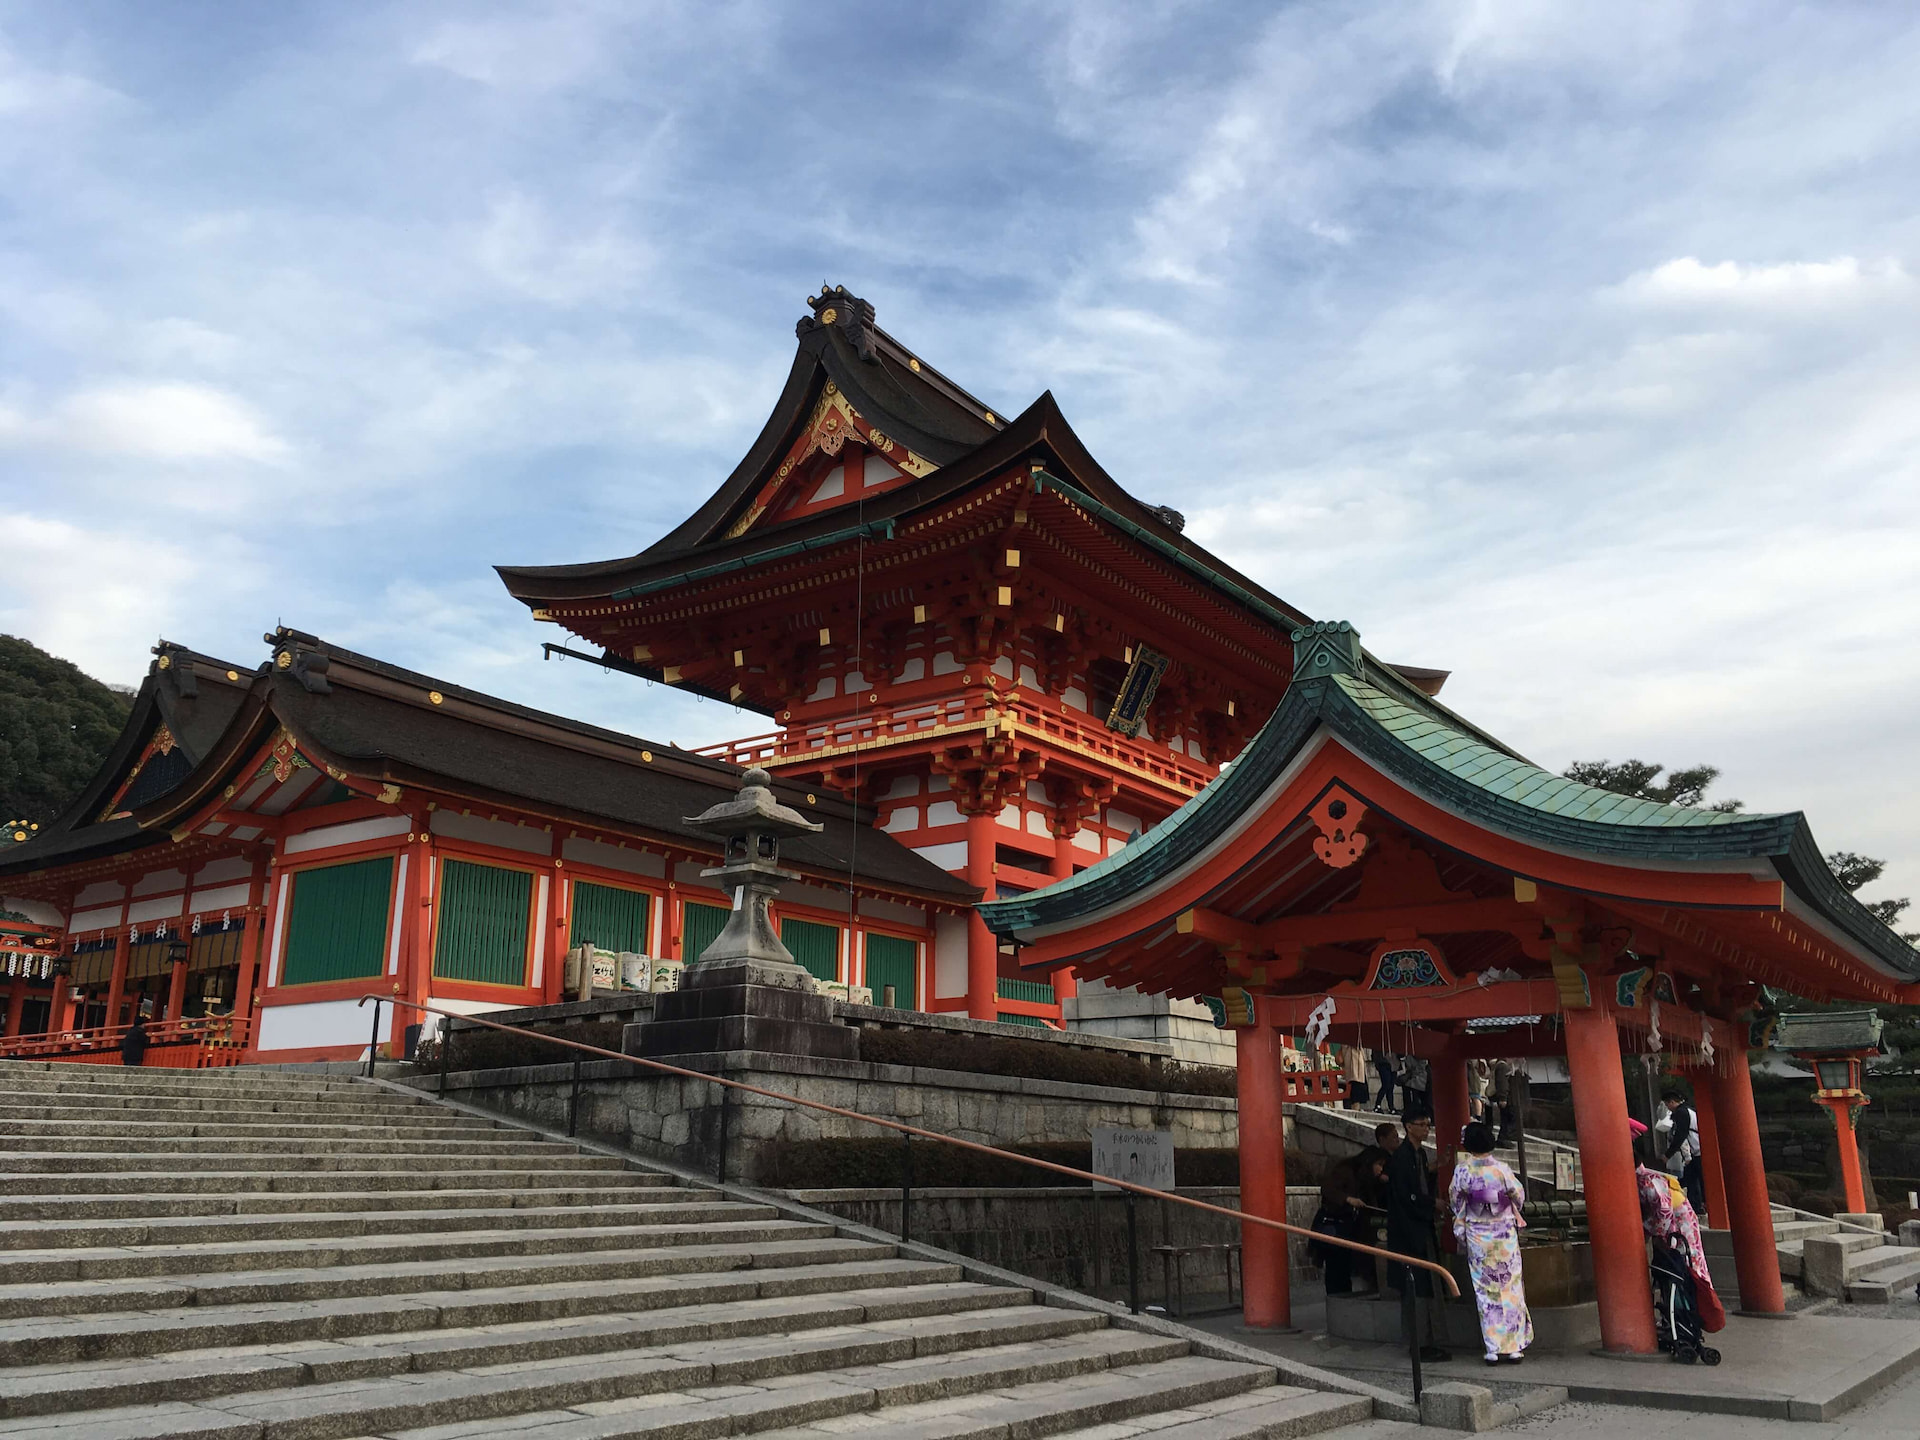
[979, 623, 1918, 984]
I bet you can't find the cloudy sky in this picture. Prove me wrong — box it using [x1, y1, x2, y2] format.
[3, 2, 1916, 909]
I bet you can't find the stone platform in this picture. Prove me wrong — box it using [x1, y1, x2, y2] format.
[1202, 1306, 1920, 1422]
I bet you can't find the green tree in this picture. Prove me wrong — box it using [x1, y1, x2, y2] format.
[1562, 758, 1743, 812]
[0, 635, 132, 829]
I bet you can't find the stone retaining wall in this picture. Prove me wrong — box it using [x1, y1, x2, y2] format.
[779, 1184, 1322, 1308]
[402, 1049, 1238, 1185]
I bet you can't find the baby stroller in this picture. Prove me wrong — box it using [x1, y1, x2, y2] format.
[1650, 1236, 1721, 1365]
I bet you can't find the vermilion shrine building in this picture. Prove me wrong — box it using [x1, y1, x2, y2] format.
[0, 634, 972, 1063]
[498, 288, 1447, 1025]
[980, 619, 1920, 1350]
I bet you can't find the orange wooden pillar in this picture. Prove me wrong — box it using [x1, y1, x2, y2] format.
[104, 930, 131, 1028]
[3, 978, 25, 1038]
[1691, 1075, 1731, 1230]
[964, 810, 998, 1021]
[1048, 832, 1078, 1003]
[1431, 1053, 1470, 1251]
[165, 959, 189, 1023]
[1564, 1004, 1658, 1353]
[1237, 1000, 1291, 1329]
[233, 881, 267, 1048]
[1703, 1058, 1785, 1312]
[1814, 1096, 1868, 1214]
[48, 975, 71, 1033]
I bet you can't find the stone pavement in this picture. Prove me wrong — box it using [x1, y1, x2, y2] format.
[1501, 1362, 1920, 1439]
[1197, 1294, 1920, 1424]
[0, 1063, 1391, 1439]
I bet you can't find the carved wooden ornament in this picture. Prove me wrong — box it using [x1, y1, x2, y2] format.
[1309, 786, 1369, 868]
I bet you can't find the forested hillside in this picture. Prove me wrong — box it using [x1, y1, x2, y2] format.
[0, 636, 132, 828]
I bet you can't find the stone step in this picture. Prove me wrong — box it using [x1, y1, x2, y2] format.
[0, 1329, 1211, 1440]
[0, 1293, 1068, 1420]
[0, 1165, 652, 1196]
[374, 1352, 1276, 1440]
[0, 1119, 511, 1141]
[0, 1098, 475, 1124]
[0, 1199, 766, 1252]
[1846, 1244, 1920, 1279]
[1772, 1219, 1840, 1241]
[0, 1182, 679, 1223]
[880, 1383, 1373, 1440]
[0, 1217, 829, 1284]
[0, 1257, 970, 1365]
[0, 1134, 581, 1157]
[0, 1235, 895, 1320]
[0, 1145, 610, 1172]
[1847, 1255, 1920, 1305]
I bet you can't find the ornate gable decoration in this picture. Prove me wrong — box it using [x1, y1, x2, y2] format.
[1364, 937, 1455, 990]
[723, 381, 938, 541]
[1291, 620, 1365, 684]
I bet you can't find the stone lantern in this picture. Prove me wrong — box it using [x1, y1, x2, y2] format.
[679, 767, 823, 984]
[1774, 1008, 1884, 1216]
[628, 767, 858, 1062]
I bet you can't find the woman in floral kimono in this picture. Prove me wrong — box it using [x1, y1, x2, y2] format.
[1449, 1121, 1533, 1364]
[1630, 1120, 1726, 1332]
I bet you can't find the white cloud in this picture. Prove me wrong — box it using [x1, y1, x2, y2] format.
[0, 514, 206, 686]
[19, 383, 291, 464]
[1617, 256, 1913, 307]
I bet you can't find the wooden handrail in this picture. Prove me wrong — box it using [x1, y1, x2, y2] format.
[360, 993, 1458, 1297]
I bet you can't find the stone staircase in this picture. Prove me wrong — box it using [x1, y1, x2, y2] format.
[0, 1064, 1390, 1440]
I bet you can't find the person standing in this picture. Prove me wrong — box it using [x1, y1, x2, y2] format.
[1449, 1121, 1532, 1365]
[1400, 1054, 1431, 1121]
[1316, 1152, 1387, 1295]
[1386, 1110, 1450, 1362]
[1468, 1059, 1492, 1122]
[120, 1013, 150, 1067]
[1661, 1088, 1706, 1220]
[1374, 1051, 1399, 1114]
[1490, 1060, 1514, 1146]
[1342, 1045, 1371, 1110]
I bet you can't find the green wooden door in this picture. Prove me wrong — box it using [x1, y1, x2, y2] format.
[570, 882, 651, 953]
[780, 918, 840, 984]
[681, 901, 730, 963]
[433, 860, 532, 986]
[864, 933, 916, 1009]
[282, 856, 394, 985]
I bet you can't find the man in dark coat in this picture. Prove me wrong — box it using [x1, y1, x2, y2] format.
[1385, 1111, 1449, 1362]
[120, 1015, 150, 1067]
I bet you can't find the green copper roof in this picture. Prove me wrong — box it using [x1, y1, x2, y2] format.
[979, 621, 1919, 984]
[1334, 675, 1748, 830]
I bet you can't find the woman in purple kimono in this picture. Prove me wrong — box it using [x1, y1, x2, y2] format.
[1449, 1121, 1533, 1364]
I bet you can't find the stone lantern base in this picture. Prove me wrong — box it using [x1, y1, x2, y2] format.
[627, 959, 859, 1061]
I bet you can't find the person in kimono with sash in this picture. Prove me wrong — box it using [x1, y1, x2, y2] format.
[1449, 1121, 1533, 1364]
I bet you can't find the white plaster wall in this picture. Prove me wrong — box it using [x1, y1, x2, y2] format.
[561, 838, 666, 877]
[193, 857, 254, 886]
[933, 913, 968, 998]
[73, 881, 125, 907]
[285, 814, 411, 854]
[256, 1000, 379, 1052]
[912, 841, 968, 872]
[429, 810, 553, 856]
[188, 883, 252, 914]
[132, 869, 186, 897]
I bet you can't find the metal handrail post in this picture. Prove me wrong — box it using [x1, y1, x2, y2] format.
[438, 1017, 453, 1094]
[1404, 1281, 1424, 1403]
[567, 1056, 581, 1138]
[715, 1082, 729, 1185]
[364, 1000, 382, 1079]
[1126, 1191, 1141, 1315]
[899, 1131, 913, 1245]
